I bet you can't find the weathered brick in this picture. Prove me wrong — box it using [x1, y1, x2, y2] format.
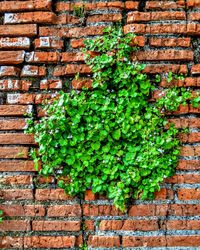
[25, 51, 60, 63]
[0, 147, 29, 158]
[0, 0, 52, 12]
[0, 80, 31, 91]
[0, 105, 32, 116]
[21, 65, 46, 77]
[122, 236, 166, 247]
[0, 204, 45, 216]
[1, 175, 32, 185]
[0, 160, 35, 172]
[0, 220, 30, 231]
[88, 236, 120, 247]
[0, 51, 25, 65]
[178, 188, 200, 200]
[32, 221, 81, 231]
[0, 66, 20, 77]
[35, 189, 72, 201]
[40, 79, 62, 90]
[146, 1, 185, 10]
[166, 236, 200, 247]
[0, 189, 33, 200]
[0, 24, 37, 37]
[34, 37, 64, 49]
[53, 64, 91, 76]
[5, 12, 56, 24]
[24, 236, 76, 248]
[149, 38, 191, 47]
[0, 37, 30, 49]
[0, 237, 23, 249]
[47, 205, 81, 217]
[87, 13, 122, 23]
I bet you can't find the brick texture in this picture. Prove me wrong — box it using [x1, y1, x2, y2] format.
[0, 0, 199, 249]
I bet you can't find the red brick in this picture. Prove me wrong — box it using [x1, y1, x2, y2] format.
[72, 79, 93, 90]
[166, 236, 200, 247]
[87, 13, 122, 23]
[188, 12, 200, 21]
[34, 37, 64, 49]
[143, 64, 188, 74]
[0, 24, 37, 37]
[146, 1, 185, 10]
[166, 174, 200, 184]
[61, 52, 84, 62]
[5, 12, 56, 24]
[88, 236, 120, 247]
[125, 1, 139, 10]
[0, 204, 45, 217]
[21, 65, 46, 77]
[32, 221, 81, 231]
[1, 175, 32, 185]
[181, 146, 200, 156]
[24, 236, 76, 248]
[177, 160, 200, 170]
[169, 204, 200, 216]
[122, 236, 166, 247]
[178, 188, 200, 200]
[83, 204, 123, 216]
[100, 220, 158, 231]
[129, 204, 168, 216]
[0, 147, 29, 158]
[0, 0, 52, 12]
[149, 38, 191, 47]
[35, 189, 72, 201]
[0, 51, 25, 65]
[0, 66, 20, 77]
[0, 133, 35, 145]
[127, 11, 185, 23]
[85, 220, 95, 231]
[0, 220, 30, 231]
[40, 79, 62, 90]
[53, 64, 91, 76]
[7, 93, 35, 104]
[47, 205, 81, 217]
[155, 188, 174, 200]
[0, 105, 32, 116]
[0, 119, 26, 130]
[191, 64, 200, 74]
[0, 37, 30, 49]
[25, 51, 60, 63]
[0, 189, 33, 200]
[135, 50, 193, 61]
[0, 160, 36, 172]
[187, 0, 200, 8]
[0, 80, 31, 91]
[166, 220, 200, 230]
[0, 237, 23, 248]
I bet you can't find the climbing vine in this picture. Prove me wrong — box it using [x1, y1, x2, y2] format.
[27, 27, 199, 211]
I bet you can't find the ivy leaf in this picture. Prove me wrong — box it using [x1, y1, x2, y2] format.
[112, 129, 121, 140]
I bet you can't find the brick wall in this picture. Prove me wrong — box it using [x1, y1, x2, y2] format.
[0, 0, 200, 249]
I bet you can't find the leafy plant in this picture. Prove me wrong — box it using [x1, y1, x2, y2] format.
[0, 210, 3, 223]
[73, 5, 85, 18]
[27, 27, 200, 211]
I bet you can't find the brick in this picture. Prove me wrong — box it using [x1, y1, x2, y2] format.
[34, 37, 64, 49]
[166, 236, 200, 247]
[0, 37, 30, 49]
[166, 220, 200, 230]
[191, 64, 200, 74]
[178, 188, 200, 200]
[21, 65, 46, 77]
[135, 50, 193, 61]
[0, 237, 23, 248]
[32, 221, 80, 231]
[53, 64, 91, 76]
[129, 204, 168, 216]
[177, 160, 200, 170]
[0, 66, 20, 77]
[0, 51, 25, 65]
[146, 1, 185, 10]
[88, 236, 120, 247]
[181, 146, 200, 156]
[85, 190, 97, 200]
[0, 80, 31, 91]
[72, 79, 93, 90]
[0, 119, 26, 130]
[47, 205, 81, 217]
[0, 160, 35, 172]
[169, 204, 200, 216]
[0, 105, 32, 116]
[56, 2, 124, 12]
[7, 93, 35, 104]
[87, 13, 122, 23]
[187, 23, 200, 35]
[61, 52, 84, 62]
[122, 236, 166, 247]
[188, 12, 200, 21]
[55, 14, 82, 25]
[25, 51, 60, 63]
[0, 204, 45, 217]
[83, 205, 124, 216]
[35, 189, 72, 201]
[99, 220, 158, 231]
[143, 64, 188, 74]
[0, 147, 29, 158]
[0, 133, 35, 145]
[166, 174, 200, 184]
[149, 38, 191, 47]
[0, 24, 37, 37]
[1, 175, 32, 185]
[155, 188, 174, 200]
[127, 11, 185, 23]
[24, 236, 76, 248]
[125, 1, 139, 10]
[0, 189, 33, 200]
[39, 26, 105, 38]
[5, 12, 56, 24]
[0, 0, 52, 12]
[85, 220, 95, 231]
[179, 132, 200, 143]
[0, 220, 30, 231]
[187, 0, 200, 8]
[40, 79, 62, 90]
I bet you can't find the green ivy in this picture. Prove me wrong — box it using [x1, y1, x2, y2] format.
[27, 27, 200, 211]
[0, 210, 3, 223]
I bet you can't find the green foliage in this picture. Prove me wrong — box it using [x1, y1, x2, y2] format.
[73, 5, 85, 18]
[27, 27, 200, 211]
[0, 210, 3, 223]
